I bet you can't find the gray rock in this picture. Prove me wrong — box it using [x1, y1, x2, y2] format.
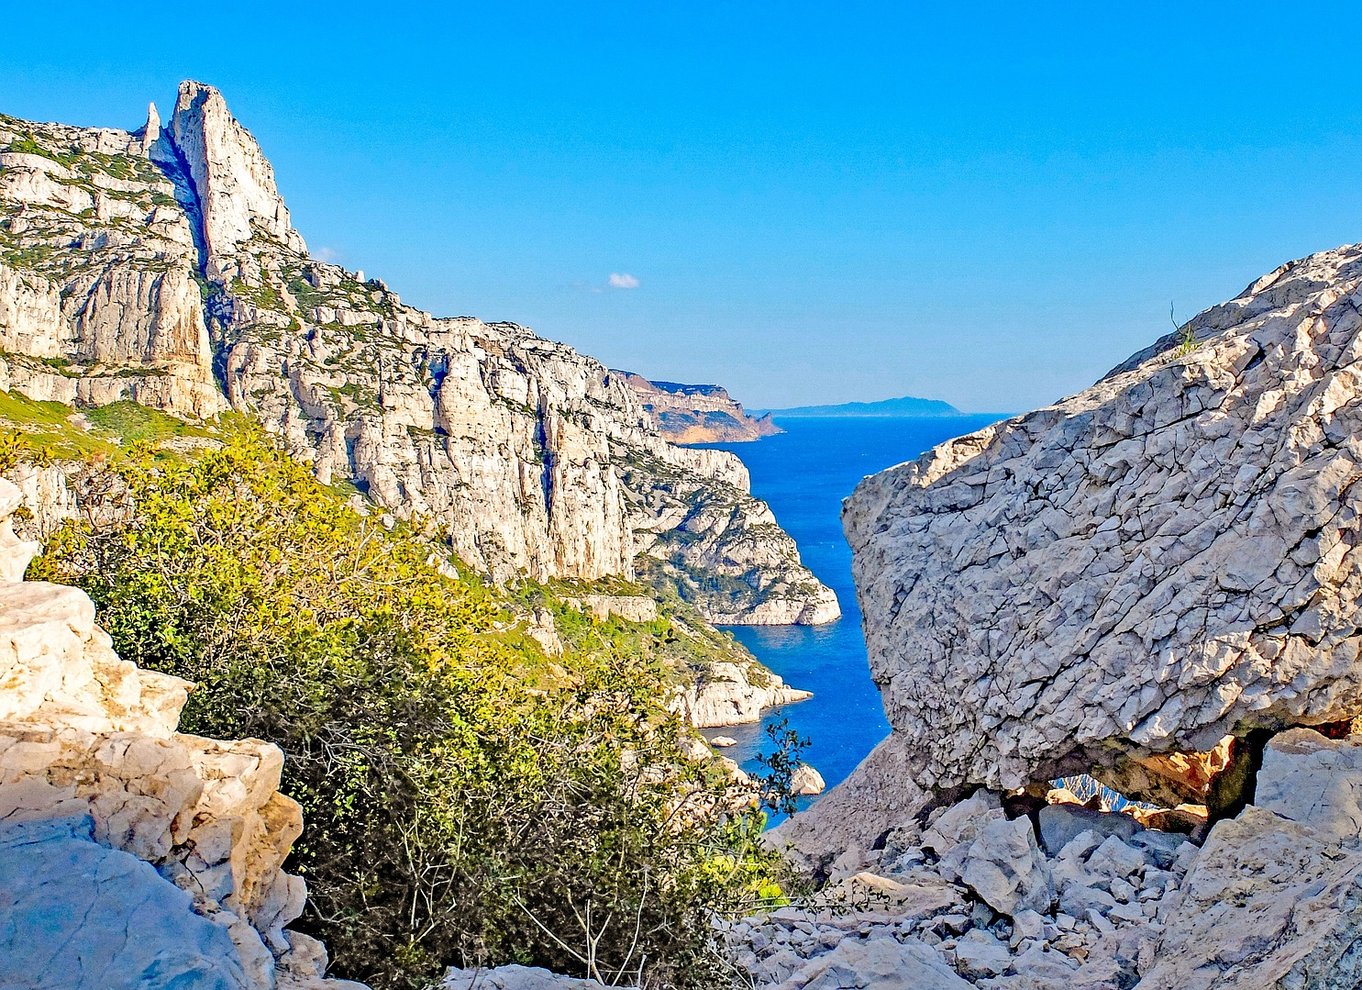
[440, 965, 619, 990]
[1127, 829, 1192, 870]
[954, 928, 1011, 979]
[773, 936, 972, 990]
[0, 815, 249, 990]
[1086, 835, 1148, 880]
[1138, 805, 1362, 989]
[960, 817, 1054, 917]
[1254, 728, 1362, 845]
[1038, 804, 1142, 856]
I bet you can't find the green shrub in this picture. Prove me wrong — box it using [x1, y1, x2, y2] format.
[33, 427, 790, 989]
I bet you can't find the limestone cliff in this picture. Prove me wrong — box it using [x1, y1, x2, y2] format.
[616, 372, 782, 444]
[0, 83, 837, 626]
[0, 480, 362, 989]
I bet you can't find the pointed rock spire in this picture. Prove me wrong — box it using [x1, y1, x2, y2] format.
[167, 80, 306, 278]
[139, 102, 160, 154]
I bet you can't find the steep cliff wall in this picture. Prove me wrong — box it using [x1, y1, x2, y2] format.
[0, 480, 362, 989]
[0, 84, 836, 626]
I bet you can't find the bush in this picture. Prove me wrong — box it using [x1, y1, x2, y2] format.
[31, 428, 790, 989]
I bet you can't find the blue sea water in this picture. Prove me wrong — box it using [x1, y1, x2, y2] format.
[697, 414, 1007, 819]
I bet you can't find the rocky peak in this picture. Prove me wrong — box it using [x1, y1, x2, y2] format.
[167, 80, 306, 277]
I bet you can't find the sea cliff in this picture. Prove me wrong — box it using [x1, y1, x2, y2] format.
[0, 83, 836, 627]
[616, 371, 782, 443]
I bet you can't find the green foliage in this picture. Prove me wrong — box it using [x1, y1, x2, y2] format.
[754, 720, 810, 818]
[1172, 302, 1198, 357]
[0, 389, 215, 464]
[33, 428, 791, 989]
[81, 400, 210, 445]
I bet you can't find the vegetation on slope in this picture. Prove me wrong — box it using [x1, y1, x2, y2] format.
[27, 427, 795, 990]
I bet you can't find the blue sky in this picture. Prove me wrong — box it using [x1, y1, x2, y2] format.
[4, 2, 1362, 411]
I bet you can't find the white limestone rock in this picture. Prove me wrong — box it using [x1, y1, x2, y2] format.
[1253, 727, 1362, 844]
[0, 815, 251, 990]
[790, 763, 827, 796]
[836, 240, 1362, 831]
[959, 817, 1054, 918]
[166, 80, 306, 277]
[679, 660, 812, 728]
[440, 965, 619, 990]
[770, 936, 972, 990]
[1137, 805, 1362, 989]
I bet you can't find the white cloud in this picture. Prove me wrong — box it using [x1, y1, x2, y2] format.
[314, 246, 341, 263]
[607, 272, 640, 289]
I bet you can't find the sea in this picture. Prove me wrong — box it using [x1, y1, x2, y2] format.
[696, 414, 1007, 822]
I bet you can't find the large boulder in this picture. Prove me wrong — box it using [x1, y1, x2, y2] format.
[1138, 801, 1362, 988]
[841, 243, 1362, 808]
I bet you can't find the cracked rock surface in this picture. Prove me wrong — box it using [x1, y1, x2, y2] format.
[841, 242, 1362, 805]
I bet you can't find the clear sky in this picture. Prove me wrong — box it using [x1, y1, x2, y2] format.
[4, 2, 1362, 412]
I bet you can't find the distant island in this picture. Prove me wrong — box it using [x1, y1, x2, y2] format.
[761, 395, 964, 418]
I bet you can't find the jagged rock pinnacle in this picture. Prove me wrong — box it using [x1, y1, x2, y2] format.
[168, 80, 306, 278]
[139, 101, 160, 154]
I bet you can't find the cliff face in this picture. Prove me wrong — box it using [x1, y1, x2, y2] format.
[0, 83, 836, 626]
[0, 480, 361, 990]
[616, 372, 782, 444]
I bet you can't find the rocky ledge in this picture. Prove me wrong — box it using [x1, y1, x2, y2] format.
[0, 479, 363, 990]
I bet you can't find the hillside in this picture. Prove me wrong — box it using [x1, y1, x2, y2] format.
[0, 82, 837, 626]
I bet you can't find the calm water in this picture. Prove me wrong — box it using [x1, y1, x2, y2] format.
[698, 414, 1006, 817]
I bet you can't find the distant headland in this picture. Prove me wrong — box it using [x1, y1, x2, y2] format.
[759, 395, 964, 418]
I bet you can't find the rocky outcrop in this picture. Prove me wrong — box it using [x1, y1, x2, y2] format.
[740, 728, 1362, 988]
[441, 965, 621, 990]
[0, 480, 362, 989]
[0, 815, 253, 990]
[615, 372, 781, 443]
[0, 89, 836, 626]
[834, 242, 1362, 814]
[678, 660, 812, 728]
[750, 242, 1362, 988]
[162, 82, 306, 277]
